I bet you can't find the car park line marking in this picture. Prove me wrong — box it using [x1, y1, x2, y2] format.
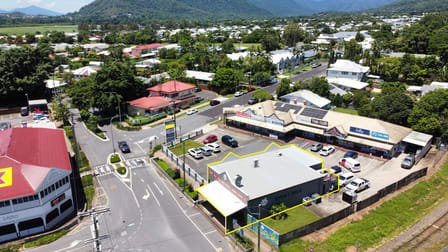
[188, 212, 201, 217]
[204, 230, 217, 235]
[152, 165, 219, 251]
[153, 182, 164, 195]
[198, 141, 340, 235]
[147, 184, 160, 207]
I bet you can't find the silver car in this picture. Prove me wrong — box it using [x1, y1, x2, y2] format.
[199, 146, 212, 156]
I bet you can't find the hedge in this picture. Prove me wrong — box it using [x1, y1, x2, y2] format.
[232, 232, 254, 250]
[149, 144, 162, 158]
[24, 229, 69, 248]
[81, 175, 93, 187]
[110, 154, 121, 163]
[127, 113, 167, 126]
[175, 178, 198, 200]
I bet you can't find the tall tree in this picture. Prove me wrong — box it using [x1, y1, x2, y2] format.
[283, 22, 305, 47]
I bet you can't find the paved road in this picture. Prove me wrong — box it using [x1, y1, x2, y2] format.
[29, 161, 230, 252]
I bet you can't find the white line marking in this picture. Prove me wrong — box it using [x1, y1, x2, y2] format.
[188, 212, 201, 217]
[127, 223, 135, 227]
[142, 189, 150, 200]
[153, 182, 164, 195]
[204, 230, 217, 235]
[147, 184, 160, 207]
[154, 167, 219, 251]
[140, 179, 144, 183]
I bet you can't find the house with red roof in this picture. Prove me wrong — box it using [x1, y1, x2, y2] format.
[130, 43, 164, 57]
[0, 128, 74, 243]
[128, 80, 197, 116]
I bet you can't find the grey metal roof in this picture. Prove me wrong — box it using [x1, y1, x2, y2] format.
[210, 145, 323, 200]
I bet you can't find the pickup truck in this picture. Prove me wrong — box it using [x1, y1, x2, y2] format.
[345, 178, 370, 193]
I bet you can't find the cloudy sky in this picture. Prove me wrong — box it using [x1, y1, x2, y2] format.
[2, 0, 95, 14]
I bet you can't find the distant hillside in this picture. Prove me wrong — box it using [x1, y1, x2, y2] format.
[296, 0, 396, 12]
[72, 0, 272, 21]
[367, 0, 448, 14]
[0, 10, 8, 14]
[248, 0, 313, 16]
[13, 5, 62, 16]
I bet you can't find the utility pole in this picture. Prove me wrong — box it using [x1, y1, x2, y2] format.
[79, 207, 111, 252]
[70, 113, 80, 213]
[182, 140, 186, 192]
[110, 115, 118, 153]
[258, 203, 261, 252]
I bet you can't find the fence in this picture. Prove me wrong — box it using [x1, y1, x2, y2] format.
[161, 129, 206, 185]
[247, 214, 280, 247]
[278, 167, 428, 245]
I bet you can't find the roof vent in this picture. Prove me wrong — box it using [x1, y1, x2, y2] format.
[277, 152, 282, 157]
[235, 174, 243, 187]
[254, 159, 259, 168]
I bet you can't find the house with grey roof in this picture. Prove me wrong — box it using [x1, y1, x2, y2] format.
[280, 90, 331, 109]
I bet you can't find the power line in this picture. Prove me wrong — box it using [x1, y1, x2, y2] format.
[79, 207, 111, 252]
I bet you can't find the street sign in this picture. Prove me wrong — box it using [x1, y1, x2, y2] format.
[164, 120, 176, 143]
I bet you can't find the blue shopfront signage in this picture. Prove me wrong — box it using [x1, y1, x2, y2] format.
[247, 214, 279, 246]
[350, 126, 370, 136]
[371, 131, 390, 140]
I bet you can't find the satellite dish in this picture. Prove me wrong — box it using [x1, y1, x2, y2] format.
[260, 197, 268, 207]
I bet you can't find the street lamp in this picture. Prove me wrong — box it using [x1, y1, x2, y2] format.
[110, 115, 119, 154]
[105, 92, 121, 123]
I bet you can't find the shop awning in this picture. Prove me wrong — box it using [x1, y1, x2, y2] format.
[402, 131, 433, 147]
[197, 181, 247, 216]
[295, 124, 324, 135]
[346, 136, 394, 151]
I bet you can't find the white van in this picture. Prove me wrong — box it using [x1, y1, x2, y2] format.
[339, 158, 361, 172]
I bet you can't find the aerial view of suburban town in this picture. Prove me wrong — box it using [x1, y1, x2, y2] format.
[1, 0, 448, 251]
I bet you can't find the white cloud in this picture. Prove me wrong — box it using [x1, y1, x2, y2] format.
[45, 1, 56, 8]
[16, 0, 43, 6]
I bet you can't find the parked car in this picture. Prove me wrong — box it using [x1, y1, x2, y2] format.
[210, 100, 221, 106]
[194, 87, 201, 92]
[188, 148, 203, 159]
[248, 97, 257, 105]
[338, 172, 356, 187]
[339, 158, 361, 172]
[345, 178, 370, 192]
[194, 96, 204, 103]
[311, 143, 323, 152]
[235, 91, 244, 97]
[206, 143, 221, 153]
[401, 154, 416, 169]
[203, 134, 217, 144]
[222, 135, 238, 147]
[186, 108, 198, 115]
[344, 151, 359, 159]
[199, 146, 212, 156]
[247, 87, 256, 92]
[312, 63, 322, 68]
[320, 146, 335, 156]
[329, 165, 342, 174]
[20, 107, 28, 116]
[118, 141, 131, 153]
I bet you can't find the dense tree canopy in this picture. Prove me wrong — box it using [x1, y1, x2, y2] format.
[209, 68, 238, 94]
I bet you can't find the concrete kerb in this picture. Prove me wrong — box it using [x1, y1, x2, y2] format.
[82, 121, 109, 142]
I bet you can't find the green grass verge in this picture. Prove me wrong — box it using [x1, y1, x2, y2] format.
[84, 186, 95, 209]
[96, 132, 106, 139]
[195, 103, 210, 110]
[263, 206, 321, 235]
[24, 229, 69, 248]
[334, 107, 359, 115]
[281, 158, 448, 252]
[169, 140, 204, 156]
[0, 25, 77, 35]
[156, 159, 177, 178]
[284, 65, 312, 76]
[0, 243, 21, 252]
[191, 99, 210, 108]
[225, 94, 235, 98]
[114, 121, 142, 131]
[110, 154, 121, 163]
[81, 175, 93, 187]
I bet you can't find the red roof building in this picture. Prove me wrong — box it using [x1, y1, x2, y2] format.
[0, 128, 71, 201]
[131, 43, 164, 55]
[147, 80, 195, 95]
[129, 97, 171, 111]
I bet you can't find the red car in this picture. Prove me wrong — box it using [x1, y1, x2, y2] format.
[203, 135, 217, 144]
[247, 87, 256, 92]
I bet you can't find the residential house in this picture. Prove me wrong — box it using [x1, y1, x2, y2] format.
[327, 59, 370, 81]
[72, 66, 99, 79]
[130, 43, 164, 57]
[270, 49, 302, 73]
[185, 70, 215, 85]
[421, 82, 448, 96]
[280, 90, 331, 109]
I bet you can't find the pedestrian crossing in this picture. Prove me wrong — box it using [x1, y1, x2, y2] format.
[94, 157, 148, 177]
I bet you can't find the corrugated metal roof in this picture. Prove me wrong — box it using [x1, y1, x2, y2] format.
[0, 128, 71, 200]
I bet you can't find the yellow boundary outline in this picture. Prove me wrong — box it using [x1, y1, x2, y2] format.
[196, 142, 340, 235]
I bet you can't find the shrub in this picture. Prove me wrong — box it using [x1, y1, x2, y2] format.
[81, 175, 93, 187]
[84, 186, 95, 209]
[187, 190, 198, 200]
[127, 113, 167, 126]
[114, 122, 142, 131]
[269, 203, 288, 220]
[166, 168, 176, 178]
[117, 167, 127, 175]
[110, 154, 121, 163]
[149, 144, 162, 158]
[232, 232, 254, 250]
[156, 160, 170, 170]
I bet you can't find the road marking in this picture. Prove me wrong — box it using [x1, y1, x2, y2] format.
[127, 223, 135, 227]
[110, 184, 117, 190]
[54, 240, 81, 252]
[147, 184, 160, 207]
[153, 182, 164, 195]
[432, 224, 440, 229]
[140, 179, 144, 183]
[188, 212, 201, 217]
[155, 169, 219, 251]
[204, 230, 217, 235]
[142, 189, 150, 200]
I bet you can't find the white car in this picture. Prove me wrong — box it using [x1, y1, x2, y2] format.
[339, 158, 361, 172]
[188, 148, 203, 159]
[338, 172, 355, 187]
[235, 91, 244, 97]
[345, 178, 370, 193]
[206, 143, 221, 153]
[320, 146, 335, 156]
[186, 108, 198, 115]
[199, 146, 212, 156]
